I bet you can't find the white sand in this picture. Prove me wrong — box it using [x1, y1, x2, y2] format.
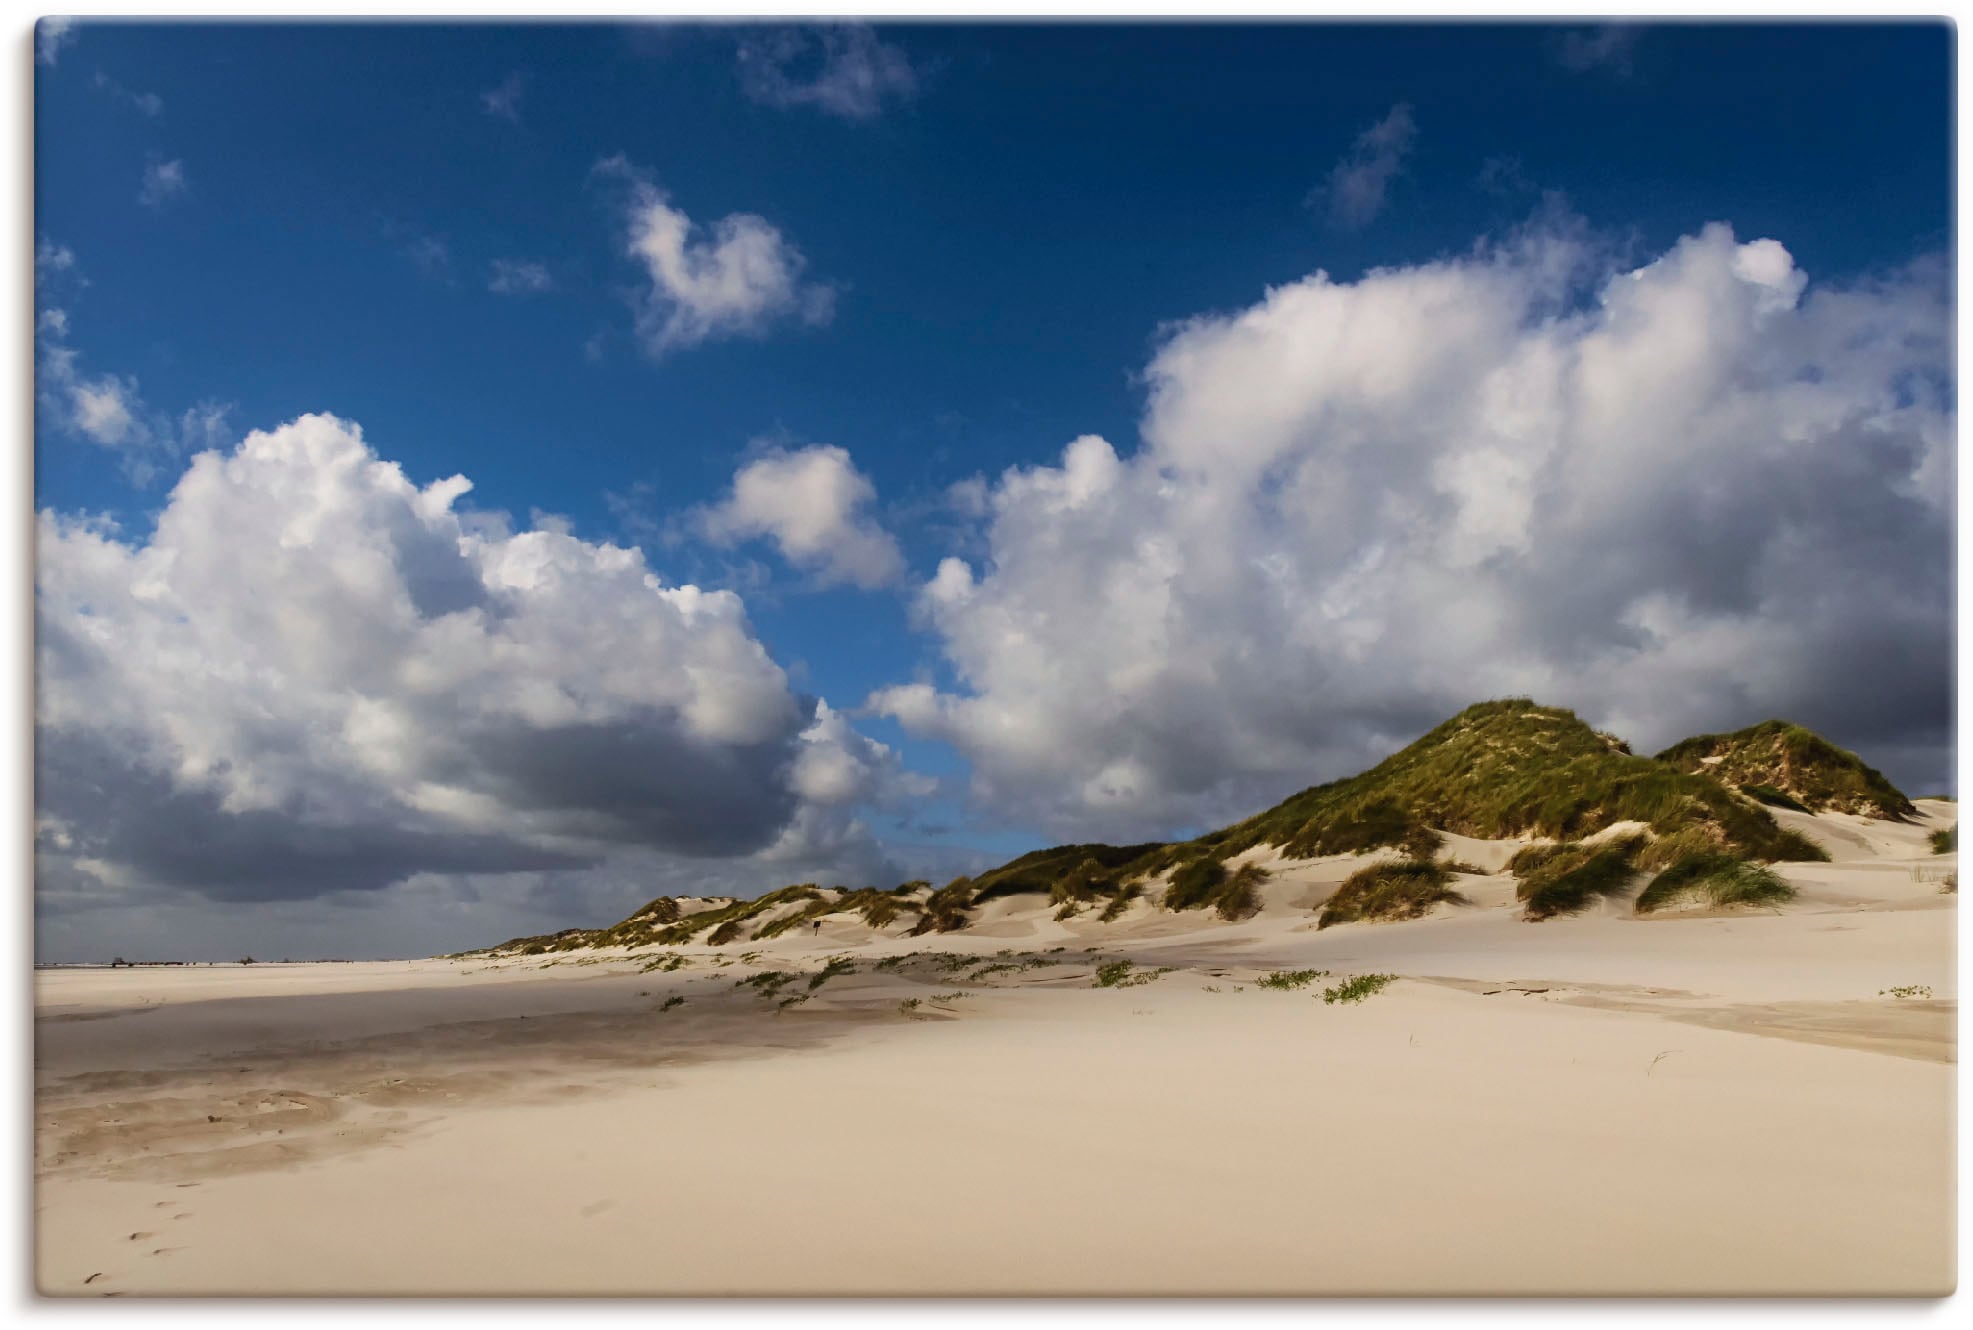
[34, 803, 1958, 1296]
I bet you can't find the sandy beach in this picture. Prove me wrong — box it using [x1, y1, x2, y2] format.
[34, 802, 1956, 1297]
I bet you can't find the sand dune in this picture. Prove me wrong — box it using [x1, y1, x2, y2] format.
[34, 802, 1956, 1296]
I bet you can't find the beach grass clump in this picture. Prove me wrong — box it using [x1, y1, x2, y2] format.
[1634, 853, 1794, 914]
[1516, 835, 1645, 921]
[897, 997, 921, 1016]
[1160, 856, 1228, 911]
[1321, 973, 1397, 1005]
[1213, 862, 1269, 920]
[1161, 857, 1269, 920]
[807, 955, 857, 990]
[1740, 783, 1811, 813]
[1097, 882, 1142, 922]
[1318, 859, 1463, 929]
[908, 878, 978, 935]
[1881, 985, 1933, 999]
[660, 995, 685, 1012]
[1256, 969, 1329, 990]
[1930, 824, 1957, 855]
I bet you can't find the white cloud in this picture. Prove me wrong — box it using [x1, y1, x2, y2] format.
[37, 291, 237, 488]
[1318, 103, 1416, 229]
[36, 414, 912, 914]
[736, 24, 920, 121]
[488, 258, 555, 295]
[402, 233, 451, 279]
[1557, 25, 1640, 76]
[36, 306, 166, 483]
[599, 155, 834, 356]
[480, 71, 525, 122]
[36, 237, 77, 279]
[139, 157, 188, 208]
[699, 444, 905, 589]
[37, 17, 76, 66]
[93, 71, 163, 116]
[871, 219, 1953, 839]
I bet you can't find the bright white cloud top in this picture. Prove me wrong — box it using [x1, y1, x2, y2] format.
[601, 155, 835, 356]
[35, 415, 903, 911]
[699, 444, 906, 589]
[870, 223, 1952, 839]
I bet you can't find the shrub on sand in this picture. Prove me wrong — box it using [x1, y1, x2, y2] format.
[1322, 973, 1397, 1005]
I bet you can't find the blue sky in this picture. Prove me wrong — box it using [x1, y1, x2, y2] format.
[33, 21, 1955, 959]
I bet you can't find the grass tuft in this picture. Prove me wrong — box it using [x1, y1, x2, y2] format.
[1318, 859, 1462, 929]
[1634, 853, 1794, 914]
[1516, 835, 1645, 921]
[1930, 824, 1957, 855]
[1256, 969, 1329, 990]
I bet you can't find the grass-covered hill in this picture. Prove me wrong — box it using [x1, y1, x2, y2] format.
[1654, 720, 1916, 820]
[459, 699, 1867, 954]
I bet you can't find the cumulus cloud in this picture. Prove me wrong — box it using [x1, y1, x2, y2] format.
[93, 71, 163, 116]
[488, 258, 554, 295]
[1557, 25, 1641, 76]
[37, 313, 159, 482]
[37, 17, 76, 66]
[1318, 103, 1416, 229]
[598, 155, 834, 356]
[480, 70, 525, 122]
[36, 414, 913, 921]
[871, 219, 1953, 840]
[36, 290, 233, 485]
[736, 24, 920, 121]
[699, 444, 906, 589]
[139, 157, 188, 208]
[36, 237, 77, 279]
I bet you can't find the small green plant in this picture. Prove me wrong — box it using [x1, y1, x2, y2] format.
[808, 955, 856, 990]
[928, 990, 968, 1004]
[897, 997, 921, 1015]
[1942, 873, 1957, 895]
[1256, 969, 1329, 991]
[778, 993, 810, 1010]
[1322, 973, 1397, 1005]
[1093, 960, 1171, 988]
[735, 970, 797, 998]
[1929, 824, 1956, 855]
[640, 953, 687, 973]
[661, 995, 685, 1012]
[1880, 985, 1933, 999]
